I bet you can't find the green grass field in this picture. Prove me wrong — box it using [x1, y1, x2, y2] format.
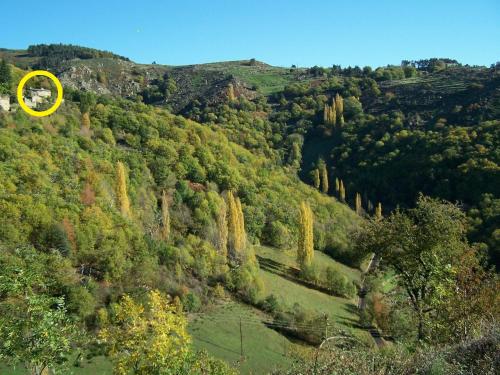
[189, 300, 300, 375]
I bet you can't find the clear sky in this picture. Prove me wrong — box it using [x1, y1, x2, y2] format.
[2, 0, 498, 68]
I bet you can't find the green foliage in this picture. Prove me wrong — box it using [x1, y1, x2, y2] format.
[0, 247, 80, 375]
[0, 59, 12, 95]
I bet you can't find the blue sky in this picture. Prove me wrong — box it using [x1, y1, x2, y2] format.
[2, 0, 498, 67]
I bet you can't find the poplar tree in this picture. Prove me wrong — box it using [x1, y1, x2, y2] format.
[160, 190, 170, 241]
[375, 202, 383, 220]
[335, 178, 340, 193]
[320, 163, 329, 194]
[335, 93, 344, 126]
[81, 112, 91, 130]
[297, 202, 314, 269]
[235, 196, 247, 251]
[355, 192, 362, 215]
[216, 199, 228, 259]
[116, 161, 130, 217]
[312, 168, 320, 189]
[227, 83, 236, 102]
[227, 191, 246, 256]
[339, 180, 346, 202]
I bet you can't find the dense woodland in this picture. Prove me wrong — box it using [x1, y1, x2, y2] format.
[0, 45, 498, 375]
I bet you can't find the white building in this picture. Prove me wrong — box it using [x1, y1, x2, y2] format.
[0, 95, 9, 111]
[25, 88, 52, 109]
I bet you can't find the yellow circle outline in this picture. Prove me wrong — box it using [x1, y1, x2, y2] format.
[17, 70, 63, 117]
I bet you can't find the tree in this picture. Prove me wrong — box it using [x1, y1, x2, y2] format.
[227, 83, 235, 102]
[0, 248, 79, 375]
[355, 192, 362, 214]
[375, 202, 382, 220]
[335, 177, 340, 193]
[339, 180, 346, 202]
[116, 161, 131, 217]
[227, 191, 245, 257]
[311, 168, 320, 189]
[81, 112, 91, 130]
[160, 190, 170, 241]
[335, 93, 344, 126]
[355, 196, 472, 341]
[216, 198, 228, 259]
[297, 202, 314, 269]
[0, 59, 12, 94]
[99, 290, 191, 375]
[320, 162, 329, 194]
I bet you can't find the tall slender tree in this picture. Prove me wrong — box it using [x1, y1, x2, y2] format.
[355, 192, 362, 214]
[375, 202, 383, 220]
[339, 180, 346, 202]
[297, 202, 314, 269]
[312, 168, 320, 190]
[320, 163, 329, 194]
[216, 198, 228, 259]
[160, 190, 170, 241]
[116, 161, 130, 217]
[227, 191, 246, 256]
[335, 93, 344, 126]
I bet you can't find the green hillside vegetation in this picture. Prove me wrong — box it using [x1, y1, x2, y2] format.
[0, 46, 498, 374]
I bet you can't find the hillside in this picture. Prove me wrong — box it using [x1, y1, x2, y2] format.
[0, 44, 498, 374]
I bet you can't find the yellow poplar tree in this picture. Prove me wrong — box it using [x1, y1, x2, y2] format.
[339, 179, 346, 202]
[335, 177, 340, 193]
[227, 191, 246, 255]
[227, 83, 236, 102]
[312, 168, 320, 189]
[116, 161, 130, 217]
[375, 202, 383, 220]
[160, 190, 170, 241]
[216, 199, 228, 259]
[81, 112, 91, 130]
[297, 202, 314, 269]
[335, 93, 344, 126]
[235, 196, 247, 251]
[355, 192, 362, 215]
[320, 163, 329, 194]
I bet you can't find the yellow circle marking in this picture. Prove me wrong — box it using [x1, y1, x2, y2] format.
[17, 70, 63, 117]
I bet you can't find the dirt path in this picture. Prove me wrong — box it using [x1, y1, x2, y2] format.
[358, 254, 386, 348]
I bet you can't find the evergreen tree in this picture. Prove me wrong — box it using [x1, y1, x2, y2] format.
[161, 190, 170, 241]
[116, 161, 130, 217]
[297, 202, 314, 269]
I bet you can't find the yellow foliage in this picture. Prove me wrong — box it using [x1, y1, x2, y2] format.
[297, 201, 314, 269]
[355, 192, 362, 215]
[216, 198, 228, 259]
[161, 190, 170, 241]
[375, 202, 383, 220]
[116, 161, 130, 217]
[99, 290, 191, 375]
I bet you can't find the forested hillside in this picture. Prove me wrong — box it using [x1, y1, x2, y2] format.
[0, 45, 498, 375]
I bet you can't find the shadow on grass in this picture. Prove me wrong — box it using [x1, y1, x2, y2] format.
[256, 255, 346, 298]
